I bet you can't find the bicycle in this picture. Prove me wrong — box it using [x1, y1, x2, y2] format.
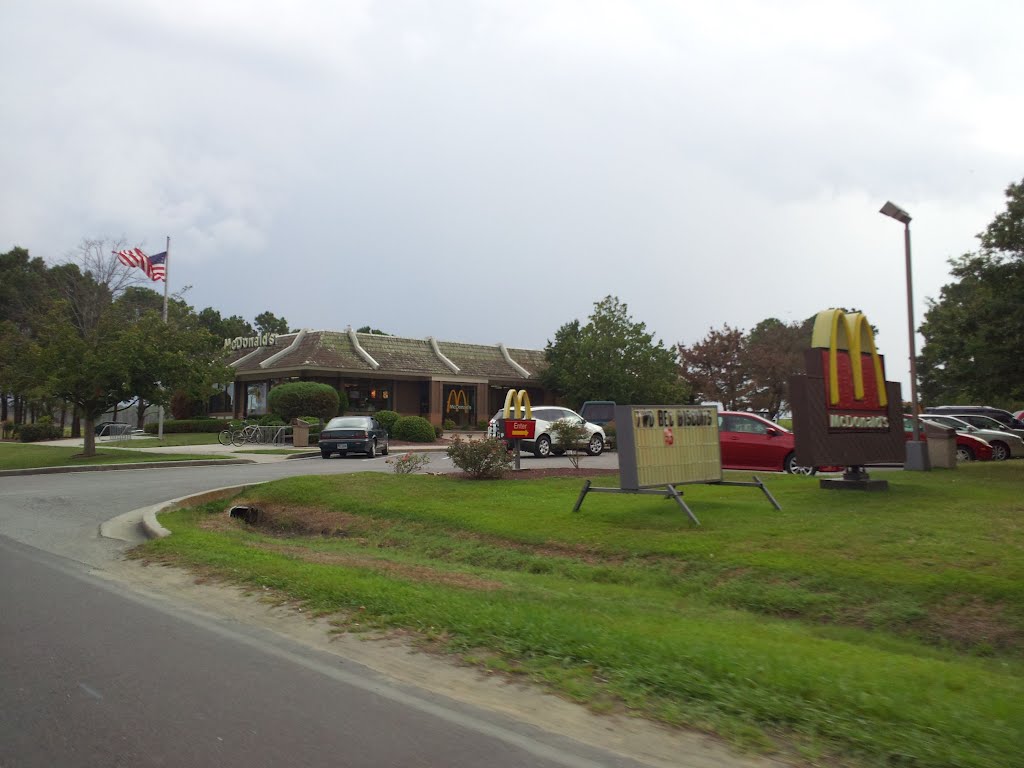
[217, 427, 234, 446]
[231, 420, 262, 447]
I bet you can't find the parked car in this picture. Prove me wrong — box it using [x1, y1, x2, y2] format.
[318, 416, 389, 459]
[916, 414, 1024, 461]
[923, 405, 1024, 431]
[717, 411, 818, 474]
[934, 412, 1024, 443]
[907, 416, 993, 462]
[578, 400, 616, 426]
[1014, 410, 1024, 422]
[487, 406, 605, 457]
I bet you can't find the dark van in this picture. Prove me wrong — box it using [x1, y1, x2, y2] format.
[579, 401, 616, 426]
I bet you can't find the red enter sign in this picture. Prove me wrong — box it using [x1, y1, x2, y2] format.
[505, 419, 536, 439]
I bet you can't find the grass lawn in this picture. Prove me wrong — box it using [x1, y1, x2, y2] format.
[0, 442, 229, 469]
[138, 463, 1024, 768]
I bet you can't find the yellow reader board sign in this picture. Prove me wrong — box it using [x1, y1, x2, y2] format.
[616, 405, 722, 490]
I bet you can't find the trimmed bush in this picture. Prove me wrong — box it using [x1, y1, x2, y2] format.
[392, 415, 436, 443]
[443, 418, 456, 431]
[267, 382, 340, 423]
[144, 418, 230, 434]
[18, 423, 64, 442]
[375, 410, 400, 436]
[434, 424, 444, 439]
[446, 436, 514, 479]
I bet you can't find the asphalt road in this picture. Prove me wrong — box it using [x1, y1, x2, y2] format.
[0, 451, 673, 768]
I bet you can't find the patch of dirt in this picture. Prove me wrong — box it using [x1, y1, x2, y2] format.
[923, 596, 1021, 651]
[261, 544, 506, 591]
[451, 467, 619, 481]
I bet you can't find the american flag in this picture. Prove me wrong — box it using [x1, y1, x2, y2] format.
[115, 248, 167, 282]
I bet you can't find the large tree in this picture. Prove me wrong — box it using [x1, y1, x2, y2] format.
[677, 325, 750, 410]
[0, 247, 57, 422]
[541, 296, 688, 408]
[741, 317, 814, 420]
[31, 239, 228, 455]
[918, 178, 1024, 406]
[254, 310, 291, 335]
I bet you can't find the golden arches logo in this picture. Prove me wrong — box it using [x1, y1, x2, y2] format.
[502, 388, 532, 420]
[445, 389, 469, 413]
[810, 309, 887, 407]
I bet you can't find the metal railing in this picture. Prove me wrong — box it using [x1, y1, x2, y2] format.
[221, 422, 293, 447]
[98, 423, 134, 441]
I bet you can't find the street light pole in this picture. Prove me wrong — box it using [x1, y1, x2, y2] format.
[880, 201, 929, 471]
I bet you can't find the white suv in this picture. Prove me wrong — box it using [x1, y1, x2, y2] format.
[487, 406, 606, 457]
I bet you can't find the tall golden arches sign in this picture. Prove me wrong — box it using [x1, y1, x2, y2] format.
[810, 309, 887, 407]
[502, 389, 532, 420]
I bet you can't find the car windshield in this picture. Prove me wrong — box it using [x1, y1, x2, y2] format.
[326, 417, 370, 429]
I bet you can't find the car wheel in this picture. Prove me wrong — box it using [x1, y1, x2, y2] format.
[586, 433, 604, 456]
[320, 450, 331, 459]
[989, 441, 1009, 461]
[784, 452, 817, 476]
[366, 439, 376, 458]
[956, 446, 975, 462]
[381, 440, 389, 456]
[533, 435, 552, 458]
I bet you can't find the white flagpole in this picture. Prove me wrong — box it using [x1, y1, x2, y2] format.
[158, 236, 170, 440]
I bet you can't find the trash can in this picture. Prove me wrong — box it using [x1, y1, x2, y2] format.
[292, 419, 310, 448]
[922, 421, 956, 468]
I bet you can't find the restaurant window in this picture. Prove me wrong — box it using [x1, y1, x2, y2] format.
[246, 382, 269, 415]
[442, 384, 475, 428]
[344, 380, 393, 414]
[208, 383, 233, 414]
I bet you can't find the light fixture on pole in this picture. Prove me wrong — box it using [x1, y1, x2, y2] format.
[880, 201, 929, 471]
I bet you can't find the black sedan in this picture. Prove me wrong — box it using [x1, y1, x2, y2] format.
[318, 416, 389, 459]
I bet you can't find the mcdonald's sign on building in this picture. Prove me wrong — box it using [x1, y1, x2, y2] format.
[790, 309, 906, 468]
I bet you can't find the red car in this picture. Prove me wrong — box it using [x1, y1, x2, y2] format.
[718, 411, 817, 474]
[904, 417, 993, 462]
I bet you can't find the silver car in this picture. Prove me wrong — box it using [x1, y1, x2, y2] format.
[922, 414, 1024, 461]
[487, 406, 606, 457]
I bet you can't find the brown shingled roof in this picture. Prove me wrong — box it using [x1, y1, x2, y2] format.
[358, 334, 452, 375]
[229, 329, 546, 380]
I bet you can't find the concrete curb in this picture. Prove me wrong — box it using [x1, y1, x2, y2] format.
[137, 483, 268, 539]
[0, 458, 254, 478]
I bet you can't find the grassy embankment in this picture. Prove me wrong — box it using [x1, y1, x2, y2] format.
[139, 463, 1023, 768]
[0, 442, 227, 469]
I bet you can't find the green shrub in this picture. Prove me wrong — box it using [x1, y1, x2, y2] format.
[551, 417, 590, 469]
[446, 436, 514, 478]
[443, 418, 456, 431]
[434, 424, 444, 439]
[144, 418, 230, 434]
[385, 452, 431, 474]
[393, 416, 436, 443]
[375, 410, 400, 436]
[256, 415, 286, 426]
[267, 382, 340, 423]
[18, 423, 64, 442]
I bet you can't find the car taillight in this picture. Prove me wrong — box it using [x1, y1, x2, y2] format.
[354, 431, 367, 438]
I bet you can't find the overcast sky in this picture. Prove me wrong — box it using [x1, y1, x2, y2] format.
[3, 1, 1022, 391]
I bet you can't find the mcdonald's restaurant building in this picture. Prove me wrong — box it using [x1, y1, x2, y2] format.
[211, 329, 553, 427]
